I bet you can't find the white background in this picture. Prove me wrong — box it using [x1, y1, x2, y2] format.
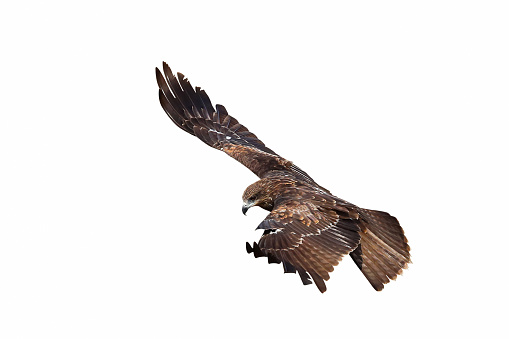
[1, 1, 508, 338]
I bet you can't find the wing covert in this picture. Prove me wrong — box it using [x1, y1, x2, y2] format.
[251, 193, 361, 293]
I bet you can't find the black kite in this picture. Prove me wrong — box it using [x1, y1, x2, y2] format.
[155, 63, 411, 292]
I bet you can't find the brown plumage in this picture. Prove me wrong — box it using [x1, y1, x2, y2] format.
[156, 62, 411, 293]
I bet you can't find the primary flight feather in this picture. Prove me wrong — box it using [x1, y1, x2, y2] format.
[155, 62, 411, 293]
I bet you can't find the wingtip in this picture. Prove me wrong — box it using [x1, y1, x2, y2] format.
[162, 62, 173, 77]
[177, 72, 191, 86]
[253, 242, 264, 258]
[246, 242, 253, 254]
[155, 68, 165, 87]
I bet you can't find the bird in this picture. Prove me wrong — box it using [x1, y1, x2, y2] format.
[155, 62, 411, 293]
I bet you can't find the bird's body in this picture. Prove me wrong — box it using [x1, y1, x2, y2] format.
[156, 63, 411, 292]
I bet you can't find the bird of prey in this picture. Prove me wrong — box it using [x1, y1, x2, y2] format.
[155, 62, 411, 293]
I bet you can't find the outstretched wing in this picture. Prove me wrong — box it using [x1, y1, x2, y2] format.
[156, 62, 316, 182]
[247, 190, 361, 293]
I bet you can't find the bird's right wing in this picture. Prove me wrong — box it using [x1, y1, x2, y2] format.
[247, 191, 361, 293]
[156, 62, 316, 183]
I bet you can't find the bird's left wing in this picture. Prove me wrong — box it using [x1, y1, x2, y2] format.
[156, 62, 316, 182]
[247, 191, 361, 293]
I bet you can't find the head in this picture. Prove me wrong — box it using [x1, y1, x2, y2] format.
[241, 179, 276, 215]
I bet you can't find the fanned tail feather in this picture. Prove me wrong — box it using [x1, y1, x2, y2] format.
[350, 209, 411, 291]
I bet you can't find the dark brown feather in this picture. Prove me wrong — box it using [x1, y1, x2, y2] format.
[252, 187, 361, 293]
[155, 63, 321, 182]
[156, 63, 411, 293]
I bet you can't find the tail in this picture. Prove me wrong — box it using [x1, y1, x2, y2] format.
[350, 209, 411, 291]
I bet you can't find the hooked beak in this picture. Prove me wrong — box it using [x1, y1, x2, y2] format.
[242, 203, 253, 215]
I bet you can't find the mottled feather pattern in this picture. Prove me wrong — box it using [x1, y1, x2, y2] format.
[156, 63, 411, 293]
[254, 190, 361, 292]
